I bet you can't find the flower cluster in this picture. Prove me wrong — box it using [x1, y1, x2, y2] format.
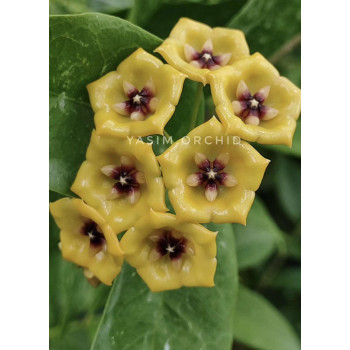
[50, 18, 300, 292]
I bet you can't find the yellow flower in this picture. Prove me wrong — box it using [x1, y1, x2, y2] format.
[49, 198, 123, 286]
[155, 18, 249, 85]
[87, 48, 186, 138]
[158, 117, 269, 224]
[71, 130, 167, 234]
[120, 210, 217, 292]
[209, 53, 301, 146]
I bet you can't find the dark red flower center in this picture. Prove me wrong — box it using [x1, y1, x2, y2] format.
[156, 231, 186, 260]
[124, 85, 154, 116]
[81, 221, 105, 248]
[109, 165, 140, 196]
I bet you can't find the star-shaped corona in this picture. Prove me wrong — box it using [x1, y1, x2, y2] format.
[49, 198, 124, 286]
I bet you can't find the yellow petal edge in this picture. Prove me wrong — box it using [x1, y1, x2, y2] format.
[87, 48, 186, 138]
[158, 117, 270, 224]
[71, 130, 167, 234]
[155, 18, 249, 85]
[208, 53, 301, 146]
[120, 210, 217, 292]
[50, 198, 123, 285]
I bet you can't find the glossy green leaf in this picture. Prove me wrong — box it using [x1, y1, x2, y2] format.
[234, 285, 300, 350]
[166, 81, 205, 141]
[274, 155, 301, 222]
[259, 119, 301, 158]
[275, 44, 301, 87]
[49, 191, 110, 329]
[49, 0, 133, 15]
[234, 197, 286, 269]
[127, 0, 163, 27]
[144, 0, 246, 39]
[91, 223, 238, 350]
[49, 14, 162, 196]
[227, 0, 301, 58]
[271, 267, 301, 292]
[50, 316, 101, 350]
[284, 232, 301, 261]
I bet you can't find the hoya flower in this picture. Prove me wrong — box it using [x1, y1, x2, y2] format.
[71, 131, 167, 234]
[120, 210, 217, 292]
[158, 117, 269, 224]
[155, 18, 249, 85]
[87, 48, 186, 138]
[209, 53, 301, 146]
[49, 198, 123, 286]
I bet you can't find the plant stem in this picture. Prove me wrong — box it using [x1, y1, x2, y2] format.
[189, 83, 204, 130]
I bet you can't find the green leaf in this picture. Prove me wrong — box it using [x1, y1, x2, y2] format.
[49, 0, 133, 15]
[127, 0, 163, 27]
[166, 81, 205, 141]
[271, 267, 301, 292]
[49, 191, 110, 329]
[234, 197, 286, 269]
[91, 223, 238, 350]
[227, 0, 301, 58]
[144, 0, 246, 39]
[258, 118, 301, 158]
[49, 14, 162, 196]
[50, 316, 101, 350]
[274, 155, 301, 222]
[234, 285, 300, 350]
[274, 43, 301, 87]
[284, 232, 301, 261]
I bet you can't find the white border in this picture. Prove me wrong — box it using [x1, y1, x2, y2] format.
[302, 0, 350, 348]
[0, 1, 48, 349]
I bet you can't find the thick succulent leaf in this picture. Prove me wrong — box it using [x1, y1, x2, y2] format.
[284, 231, 301, 261]
[166, 81, 205, 141]
[49, 191, 110, 329]
[50, 317, 101, 350]
[271, 267, 301, 292]
[274, 155, 301, 222]
[127, 0, 163, 27]
[49, 14, 162, 196]
[227, 0, 301, 58]
[259, 119, 301, 158]
[234, 197, 286, 269]
[49, 0, 133, 15]
[90, 223, 238, 350]
[234, 285, 300, 350]
[145, 0, 246, 39]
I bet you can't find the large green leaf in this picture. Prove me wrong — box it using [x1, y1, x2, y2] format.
[166, 81, 205, 141]
[271, 267, 301, 292]
[274, 155, 301, 222]
[234, 197, 286, 269]
[49, 0, 133, 15]
[227, 0, 301, 58]
[49, 191, 110, 330]
[49, 14, 162, 196]
[234, 285, 300, 350]
[91, 223, 238, 350]
[144, 0, 246, 39]
[127, 0, 163, 27]
[259, 119, 301, 158]
[50, 316, 101, 350]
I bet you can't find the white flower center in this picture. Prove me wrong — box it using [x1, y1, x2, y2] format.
[250, 98, 259, 108]
[202, 53, 212, 62]
[133, 94, 142, 104]
[119, 176, 128, 185]
[166, 244, 175, 253]
[207, 169, 217, 179]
